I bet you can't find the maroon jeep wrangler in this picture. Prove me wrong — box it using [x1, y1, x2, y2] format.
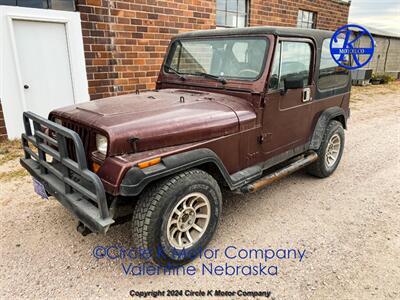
[20, 26, 350, 266]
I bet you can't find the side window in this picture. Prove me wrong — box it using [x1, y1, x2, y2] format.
[318, 38, 349, 90]
[268, 41, 312, 90]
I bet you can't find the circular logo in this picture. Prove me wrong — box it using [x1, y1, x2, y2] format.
[330, 24, 375, 70]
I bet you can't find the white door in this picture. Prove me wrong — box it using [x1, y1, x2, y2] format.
[13, 20, 75, 118]
[0, 7, 89, 139]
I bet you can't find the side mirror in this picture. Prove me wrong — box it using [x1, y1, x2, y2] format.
[284, 76, 304, 90]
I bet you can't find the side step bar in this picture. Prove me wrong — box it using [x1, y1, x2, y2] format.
[241, 152, 318, 193]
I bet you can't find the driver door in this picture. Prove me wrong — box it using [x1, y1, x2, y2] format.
[261, 39, 315, 158]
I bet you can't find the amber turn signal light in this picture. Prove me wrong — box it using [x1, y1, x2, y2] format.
[92, 162, 101, 173]
[138, 157, 161, 169]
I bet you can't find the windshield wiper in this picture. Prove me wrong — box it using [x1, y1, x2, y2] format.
[192, 72, 227, 84]
[164, 65, 186, 81]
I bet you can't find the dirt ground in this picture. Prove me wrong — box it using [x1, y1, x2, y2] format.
[0, 83, 399, 299]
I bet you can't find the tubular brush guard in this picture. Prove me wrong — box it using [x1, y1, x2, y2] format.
[20, 111, 114, 234]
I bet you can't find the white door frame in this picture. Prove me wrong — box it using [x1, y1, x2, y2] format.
[0, 6, 89, 139]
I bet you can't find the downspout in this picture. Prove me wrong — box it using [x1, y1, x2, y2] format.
[108, 0, 118, 95]
[383, 37, 391, 73]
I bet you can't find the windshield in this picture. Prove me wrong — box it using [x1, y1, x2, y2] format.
[165, 37, 269, 80]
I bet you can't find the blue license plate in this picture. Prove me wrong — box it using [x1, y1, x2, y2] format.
[33, 178, 48, 200]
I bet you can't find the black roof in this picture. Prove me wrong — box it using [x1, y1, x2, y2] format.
[176, 26, 334, 40]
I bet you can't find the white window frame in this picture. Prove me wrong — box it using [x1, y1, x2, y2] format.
[216, 0, 249, 28]
[297, 9, 316, 29]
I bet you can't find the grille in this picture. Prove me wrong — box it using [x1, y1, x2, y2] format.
[63, 122, 91, 162]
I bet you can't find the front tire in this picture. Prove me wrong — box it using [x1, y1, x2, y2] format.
[132, 169, 222, 266]
[307, 120, 345, 178]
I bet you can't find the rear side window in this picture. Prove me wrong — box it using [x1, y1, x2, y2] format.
[268, 41, 312, 90]
[318, 39, 349, 90]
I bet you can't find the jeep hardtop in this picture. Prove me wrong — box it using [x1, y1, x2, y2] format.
[20, 26, 350, 266]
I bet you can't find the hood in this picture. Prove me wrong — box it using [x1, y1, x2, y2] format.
[52, 89, 256, 155]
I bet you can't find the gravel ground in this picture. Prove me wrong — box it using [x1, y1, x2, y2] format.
[0, 83, 399, 299]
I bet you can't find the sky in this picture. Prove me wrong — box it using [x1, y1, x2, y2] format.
[349, 0, 400, 34]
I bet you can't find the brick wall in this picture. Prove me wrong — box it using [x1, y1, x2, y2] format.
[250, 0, 349, 30]
[76, 0, 216, 100]
[76, 0, 350, 100]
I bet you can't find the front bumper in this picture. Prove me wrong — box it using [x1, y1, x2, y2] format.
[20, 111, 114, 234]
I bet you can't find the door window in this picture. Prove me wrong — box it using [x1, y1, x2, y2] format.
[268, 41, 312, 90]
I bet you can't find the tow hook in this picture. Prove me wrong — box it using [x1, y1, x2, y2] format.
[77, 222, 92, 236]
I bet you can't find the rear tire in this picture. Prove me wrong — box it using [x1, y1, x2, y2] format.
[132, 169, 222, 266]
[307, 120, 345, 178]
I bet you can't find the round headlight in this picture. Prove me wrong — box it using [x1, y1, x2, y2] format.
[96, 134, 108, 155]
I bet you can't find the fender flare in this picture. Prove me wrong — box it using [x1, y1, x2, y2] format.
[119, 148, 233, 196]
[309, 107, 347, 150]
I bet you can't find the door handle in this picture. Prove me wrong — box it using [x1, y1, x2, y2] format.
[24, 84, 29, 89]
[302, 88, 311, 102]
